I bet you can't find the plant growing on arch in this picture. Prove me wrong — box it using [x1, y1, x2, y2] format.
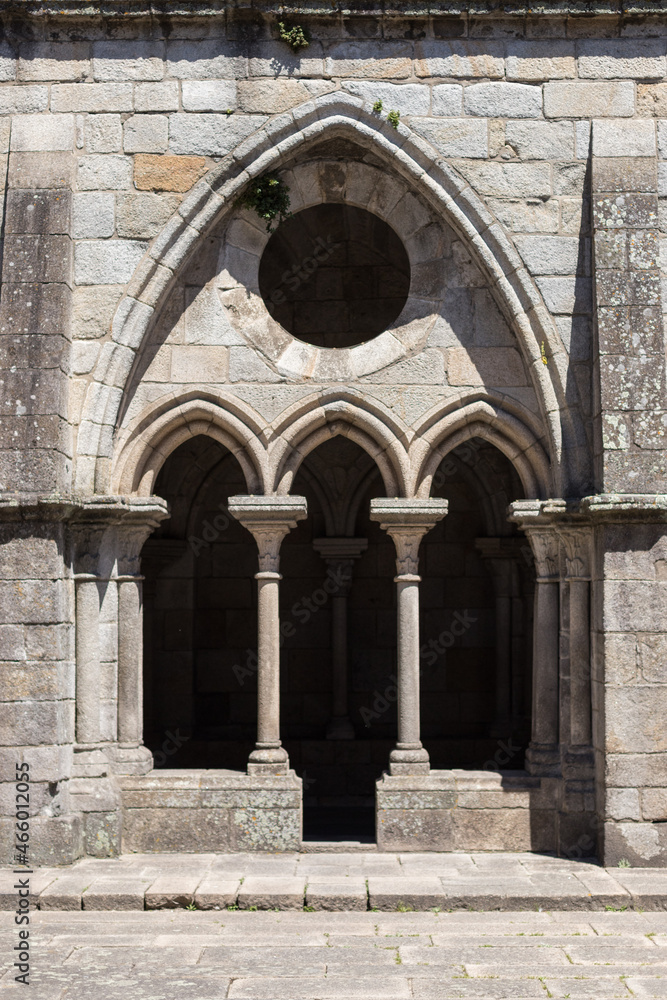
[238, 173, 292, 232]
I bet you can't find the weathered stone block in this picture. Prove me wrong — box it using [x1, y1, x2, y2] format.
[464, 81, 542, 119]
[341, 80, 429, 116]
[544, 81, 634, 118]
[431, 84, 463, 116]
[11, 115, 74, 153]
[3, 235, 72, 284]
[167, 39, 247, 80]
[122, 806, 231, 853]
[169, 112, 267, 157]
[183, 80, 238, 112]
[5, 190, 71, 236]
[0, 282, 70, 344]
[77, 154, 132, 191]
[133, 153, 208, 192]
[134, 81, 180, 112]
[19, 41, 90, 82]
[579, 38, 666, 80]
[414, 39, 504, 79]
[515, 235, 582, 275]
[0, 86, 47, 114]
[123, 115, 169, 154]
[92, 39, 165, 82]
[72, 192, 115, 240]
[116, 192, 179, 239]
[83, 115, 121, 156]
[505, 120, 574, 160]
[51, 82, 133, 113]
[74, 239, 147, 286]
[505, 39, 575, 81]
[593, 194, 658, 231]
[408, 118, 488, 158]
[456, 161, 551, 197]
[9, 152, 73, 190]
[592, 120, 657, 159]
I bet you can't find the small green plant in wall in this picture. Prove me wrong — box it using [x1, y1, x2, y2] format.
[238, 173, 291, 233]
[387, 109, 400, 129]
[278, 21, 310, 52]
[372, 99, 383, 113]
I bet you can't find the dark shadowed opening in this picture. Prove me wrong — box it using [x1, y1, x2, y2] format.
[258, 204, 411, 348]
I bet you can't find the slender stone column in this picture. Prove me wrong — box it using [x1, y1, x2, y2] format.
[313, 537, 368, 740]
[228, 496, 308, 775]
[74, 572, 102, 746]
[559, 529, 592, 748]
[524, 527, 561, 776]
[370, 499, 448, 775]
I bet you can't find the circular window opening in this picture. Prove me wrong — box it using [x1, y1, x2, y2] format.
[258, 204, 411, 349]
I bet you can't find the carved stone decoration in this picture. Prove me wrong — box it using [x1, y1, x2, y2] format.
[558, 528, 592, 581]
[369, 498, 449, 577]
[525, 528, 560, 581]
[228, 495, 308, 573]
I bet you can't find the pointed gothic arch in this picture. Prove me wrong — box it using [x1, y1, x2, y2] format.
[75, 91, 588, 499]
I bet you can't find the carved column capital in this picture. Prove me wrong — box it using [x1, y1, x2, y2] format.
[557, 527, 592, 581]
[313, 537, 368, 595]
[524, 527, 560, 582]
[369, 498, 448, 577]
[228, 495, 308, 572]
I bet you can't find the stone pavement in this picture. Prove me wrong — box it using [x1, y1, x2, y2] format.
[3, 852, 667, 913]
[3, 908, 667, 998]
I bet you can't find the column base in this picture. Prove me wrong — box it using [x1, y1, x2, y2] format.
[107, 743, 154, 776]
[525, 743, 561, 777]
[389, 745, 430, 775]
[248, 746, 290, 776]
[326, 716, 355, 740]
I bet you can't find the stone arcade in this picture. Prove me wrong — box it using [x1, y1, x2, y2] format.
[2, 0, 667, 867]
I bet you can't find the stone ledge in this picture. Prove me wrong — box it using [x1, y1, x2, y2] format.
[4, 1, 666, 17]
[4, 852, 667, 912]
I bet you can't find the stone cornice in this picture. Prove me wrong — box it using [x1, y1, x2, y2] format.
[3, 1, 667, 16]
[509, 495, 667, 527]
[0, 493, 169, 525]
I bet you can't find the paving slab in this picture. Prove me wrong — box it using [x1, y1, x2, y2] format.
[144, 874, 204, 909]
[193, 876, 241, 910]
[227, 976, 413, 998]
[82, 878, 150, 911]
[305, 877, 367, 910]
[237, 876, 306, 910]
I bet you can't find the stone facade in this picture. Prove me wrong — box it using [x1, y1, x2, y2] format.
[2, 1, 667, 866]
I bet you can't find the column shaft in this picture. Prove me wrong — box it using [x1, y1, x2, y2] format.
[569, 578, 592, 746]
[117, 576, 143, 746]
[532, 578, 560, 747]
[396, 577, 421, 748]
[75, 575, 101, 746]
[255, 571, 282, 749]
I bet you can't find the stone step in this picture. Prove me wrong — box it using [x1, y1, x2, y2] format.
[4, 854, 667, 913]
